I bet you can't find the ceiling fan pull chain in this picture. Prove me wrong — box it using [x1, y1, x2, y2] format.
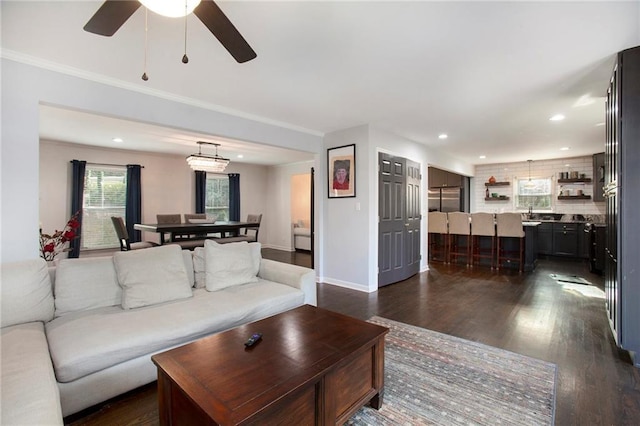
[141, 8, 149, 81]
[182, 1, 189, 64]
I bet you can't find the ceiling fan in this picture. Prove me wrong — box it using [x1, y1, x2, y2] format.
[83, 0, 256, 63]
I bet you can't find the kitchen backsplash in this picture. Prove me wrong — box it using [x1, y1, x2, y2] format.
[473, 155, 605, 216]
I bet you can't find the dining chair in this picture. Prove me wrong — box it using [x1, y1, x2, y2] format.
[111, 217, 158, 251]
[215, 213, 262, 244]
[183, 213, 212, 239]
[447, 212, 471, 266]
[156, 214, 184, 241]
[427, 212, 448, 262]
[470, 212, 496, 269]
[496, 213, 525, 272]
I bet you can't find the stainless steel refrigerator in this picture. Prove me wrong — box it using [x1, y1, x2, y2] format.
[428, 187, 462, 212]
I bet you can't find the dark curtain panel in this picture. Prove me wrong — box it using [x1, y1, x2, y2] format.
[69, 160, 86, 258]
[195, 170, 207, 214]
[229, 173, 240, 221]
[126, 165, 142, 243]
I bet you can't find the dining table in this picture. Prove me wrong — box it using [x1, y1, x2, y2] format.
[134, 221, 259, 244]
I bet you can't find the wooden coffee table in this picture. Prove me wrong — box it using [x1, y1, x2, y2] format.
[152, 305, 388, 425]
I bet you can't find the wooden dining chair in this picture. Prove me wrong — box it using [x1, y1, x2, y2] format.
[215, 213, 262, 244]
[111, 217, 158, 251]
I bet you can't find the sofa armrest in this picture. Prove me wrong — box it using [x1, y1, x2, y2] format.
[258, 259, 316, 306]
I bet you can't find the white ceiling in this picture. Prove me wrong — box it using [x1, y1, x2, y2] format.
[2, 1, 639, 166]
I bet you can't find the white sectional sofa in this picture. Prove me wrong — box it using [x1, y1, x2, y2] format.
[1, 241, 316, 424]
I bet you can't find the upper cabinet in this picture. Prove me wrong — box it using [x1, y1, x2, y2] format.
[428, 167, 463, 188]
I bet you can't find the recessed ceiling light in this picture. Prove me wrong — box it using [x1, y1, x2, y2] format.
[479, 155, 486, 159]
[549, 114, 565, 121]
[596, 122, 605, 127]
[560, 147, 570, 151]
[438, 133, 448, 139]
[112, 137, 124, 143]
[565, 164, 571, 167]
[237, 154, 244, 159]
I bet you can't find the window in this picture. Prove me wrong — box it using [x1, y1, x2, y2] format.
[515, 177, 553, 211]
[82, 165, 127, 250]
[205, 174, 229, 221]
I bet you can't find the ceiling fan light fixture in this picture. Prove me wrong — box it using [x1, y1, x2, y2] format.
[186, 141, 230, 173]
[140, 0, 201, 18]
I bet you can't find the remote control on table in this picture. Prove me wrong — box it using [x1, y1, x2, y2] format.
[244, 333, 262, 348]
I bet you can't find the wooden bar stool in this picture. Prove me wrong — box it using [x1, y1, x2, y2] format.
[447, 212, 471, 266]
[470, 212, 496, 269]
[428, 212, 448, 262]
[496, 213, 525, 272]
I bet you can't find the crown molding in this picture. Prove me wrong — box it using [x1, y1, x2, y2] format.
[0, 49, 324, 138]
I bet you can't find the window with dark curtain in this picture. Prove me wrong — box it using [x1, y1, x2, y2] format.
[228, 173, 240, 221]
[195, 170, 207, 214]
[69, 160, 86, 258]
[125, 165, 142, 243]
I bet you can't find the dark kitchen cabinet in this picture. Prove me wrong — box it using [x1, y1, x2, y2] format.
[553, 223, 578, 257]
[604, 45, 640, 366]
[577, 223, 590, 259]
[537, 222, 585, 258]
[593, 152, 605, 202]
[428, 167, 463, 188]
[537, 223, 553, 255]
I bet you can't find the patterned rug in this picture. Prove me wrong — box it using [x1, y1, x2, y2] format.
[346, 317, 556, 425]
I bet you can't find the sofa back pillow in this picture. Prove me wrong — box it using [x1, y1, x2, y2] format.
[193, 247, 206, 289]
[204, 240, 260, 291]
[54, 257, 121, 317]
[182, 249, 195, 288]
[114, 245, 193, 309]
[1, 258, 54, 327]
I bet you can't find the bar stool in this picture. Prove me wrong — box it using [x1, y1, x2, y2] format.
[428, 212, 448, 262]
[496, 213, 525, 272]
[470, 212, 496, 269]
[448, 212, 471, 266]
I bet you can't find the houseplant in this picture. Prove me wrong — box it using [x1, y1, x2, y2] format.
[40, 211, 81, 261]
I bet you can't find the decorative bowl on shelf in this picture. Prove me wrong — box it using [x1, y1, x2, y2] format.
[488, 176, 497, 184]
[491, 193, 498, 197]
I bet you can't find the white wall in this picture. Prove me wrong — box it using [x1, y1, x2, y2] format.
[1, 58, 322, 262]
[264, 160, 316, 251]
[472, 155, 605, 217]
[322, 125, 475, 293]
[322, 125, 371, 291]
[39, 140, 272, 246]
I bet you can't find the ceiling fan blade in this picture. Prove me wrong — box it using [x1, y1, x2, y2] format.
[193, 0, 257, 63]
[83, 0, 141, 36]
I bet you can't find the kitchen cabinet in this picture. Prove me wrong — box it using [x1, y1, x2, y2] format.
[537, 222, 585, 258]
[577, 223, 590, 259]
[604, 45, 640, 365]
[593, 152, 605, 202]
[537, 223, 553, 255]
[553, 223, 578, 257]
[428, 167, 462, 188]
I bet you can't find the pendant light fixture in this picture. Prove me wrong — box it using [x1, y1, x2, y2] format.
[524, 159, 535, 188]
[186, 141, 230, 172]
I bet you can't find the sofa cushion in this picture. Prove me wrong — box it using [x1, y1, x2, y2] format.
[1, 258, 54, 328]
[45, 280, 304, 383]
[114, 245, 193, 309]
[204, 240, 260, 291]
[54, 257, 121, 317]
[193, 247, 206, 289]
[1, 322, 63, 425]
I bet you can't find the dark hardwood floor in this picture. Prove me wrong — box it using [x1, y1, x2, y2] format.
[67, 251, 640, 425]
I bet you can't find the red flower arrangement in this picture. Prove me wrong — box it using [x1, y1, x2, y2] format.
[39, 211, 81, 261]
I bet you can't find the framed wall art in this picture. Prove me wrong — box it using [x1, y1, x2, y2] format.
[327, 144, 355, 198]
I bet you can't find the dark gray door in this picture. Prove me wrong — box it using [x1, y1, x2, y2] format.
[378, 153, 421, 287]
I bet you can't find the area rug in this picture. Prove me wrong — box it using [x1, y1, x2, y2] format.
[346, 317, 557, 425]
[550, 273, 592, 285]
